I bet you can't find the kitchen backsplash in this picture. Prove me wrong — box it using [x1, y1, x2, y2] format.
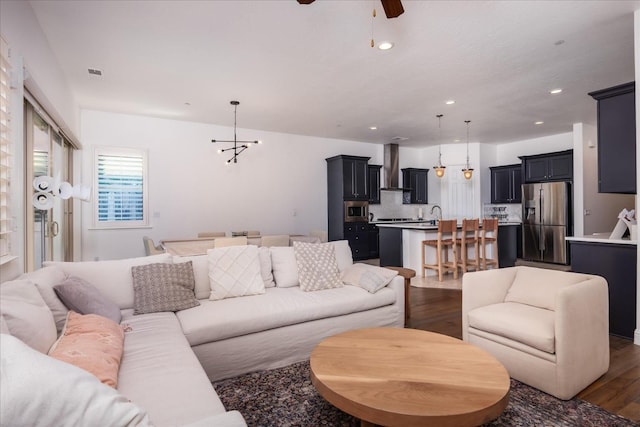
[483, 203, 522, 223]
[369, 191, 434, 220]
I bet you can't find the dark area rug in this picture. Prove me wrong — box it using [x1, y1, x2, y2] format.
[213, 360, 637, 427]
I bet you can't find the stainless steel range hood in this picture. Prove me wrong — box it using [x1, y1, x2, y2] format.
[381, 143, 410, 191]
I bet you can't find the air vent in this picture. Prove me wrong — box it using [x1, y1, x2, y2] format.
[88, 68, 103, 76]
[391, 136, 408, 141]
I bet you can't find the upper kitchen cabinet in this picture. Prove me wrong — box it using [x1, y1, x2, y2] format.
[490, 164, 522, 203]
[326, 155, 370, 201]
[589, 82, 636, 194]
[520, 150, 573, 183]
[402, 168, 429, 204]
[368, 164, 382, 204]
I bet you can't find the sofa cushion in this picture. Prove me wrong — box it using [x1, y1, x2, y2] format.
[0, 280, 57, 354]
[208, 245, 265, 300]
[293, 241, 342, 292]
[341, 263, 398, 293]
[172, 254, 211, 299]
[49, 311, 124, 388]
[45, 253, 172, 310]
[504, 266, 593, 311]
[270, 246, 299, 288]
[258, 246, 275, 288]
[331, 240, 353, 273]
[131, 262, 200, 314]
[467, 302, 555, 354]
[20, 266, 69, 334]
[0, 334, 151, 427]
[177, 285, 397, 347]
[54, 276, 122, 323]
[118, 311, 227, 426]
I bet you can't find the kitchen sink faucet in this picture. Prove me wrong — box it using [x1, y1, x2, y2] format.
[430, 204, 442, 220]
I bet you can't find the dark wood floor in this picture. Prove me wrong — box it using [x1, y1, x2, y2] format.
[406, 286, 640, 422]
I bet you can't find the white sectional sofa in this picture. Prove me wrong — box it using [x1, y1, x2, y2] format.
[0, 241, 404, 426]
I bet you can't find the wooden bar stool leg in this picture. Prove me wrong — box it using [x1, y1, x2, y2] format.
[437, 241, 443, 282]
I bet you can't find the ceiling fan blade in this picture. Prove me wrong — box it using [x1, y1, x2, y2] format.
[381, 0, 404, 18]
[297, 0, 316, 4]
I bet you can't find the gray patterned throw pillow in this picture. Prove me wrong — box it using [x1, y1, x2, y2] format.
[293, 242, 343, 292]
[131, 262, 200, 315]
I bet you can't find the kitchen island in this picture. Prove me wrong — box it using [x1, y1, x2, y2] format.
[377, 222, 497, 276]
[567, 234, 637, 339]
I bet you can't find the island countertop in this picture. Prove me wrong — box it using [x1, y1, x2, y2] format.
[566, 234, 637, 246]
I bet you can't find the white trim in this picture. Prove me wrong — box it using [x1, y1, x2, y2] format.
[635, 329, 640, 346]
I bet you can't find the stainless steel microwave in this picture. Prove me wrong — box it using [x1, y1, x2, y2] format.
[344, 201, 369, 222]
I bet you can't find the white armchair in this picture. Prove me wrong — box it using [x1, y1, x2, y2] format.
[462, 266, 609, 400]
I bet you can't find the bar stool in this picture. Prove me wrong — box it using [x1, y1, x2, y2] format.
[422, 219, 458, 282]
[457, 218, 480, 273]
[481, 218, 499, 270]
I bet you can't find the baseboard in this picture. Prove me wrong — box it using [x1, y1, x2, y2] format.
[635, 329, 640, 346]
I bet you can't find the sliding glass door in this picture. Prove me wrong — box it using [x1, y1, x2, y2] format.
[25, 101, 73, 270]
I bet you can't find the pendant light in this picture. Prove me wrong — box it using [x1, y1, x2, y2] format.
[462, 120, 474, 180]
[433, 114, 446, 178]
[211, 101, 262, 164]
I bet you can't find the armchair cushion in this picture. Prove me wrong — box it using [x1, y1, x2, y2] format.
[467, 302, 555, 354]
[504, 267, 592, 311]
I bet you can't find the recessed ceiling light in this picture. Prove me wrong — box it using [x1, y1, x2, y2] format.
[445, 100, 455, 105]
[453, 139, 461, 142]
[378, 42, 394, 50]
[549, 88, 563, 94]
[184, 102, 191, 106]
[535, 121, 544, 125]
[369, 126, 377, 130]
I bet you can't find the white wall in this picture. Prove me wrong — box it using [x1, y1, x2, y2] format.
[0, 1, 79, 279]
[496, 132, 573, 165]
[575, 123, 635, 235]
[79, 110, 384, 261]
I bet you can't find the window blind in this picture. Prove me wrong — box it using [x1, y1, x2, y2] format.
[95, 148, 147, 227]
[0, 37, 13, 262]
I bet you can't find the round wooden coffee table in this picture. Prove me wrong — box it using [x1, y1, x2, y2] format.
[310, 328, 510, 427]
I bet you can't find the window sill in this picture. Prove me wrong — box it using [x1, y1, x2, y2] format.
[0, 255, 18, 266]
[88, 225, 153, 231]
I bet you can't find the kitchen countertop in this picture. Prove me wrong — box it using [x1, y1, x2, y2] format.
[375, 221, 521, 230]
[566, 234, 637, 246]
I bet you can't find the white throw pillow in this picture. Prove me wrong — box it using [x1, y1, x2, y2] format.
[330, 240, 353, 273]
[207, 245, 265, 300]
[0, 334, 151, 427]
[0, 280, 57, 354]
[20, 266, 69, 334]
[341, 263, 398, 293]
[258, 246, 275, 288]
[293, 242, 342, 292]
[270, 246, 299, 288]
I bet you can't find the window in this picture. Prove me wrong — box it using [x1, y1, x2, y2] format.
[94, 147, 148, 228]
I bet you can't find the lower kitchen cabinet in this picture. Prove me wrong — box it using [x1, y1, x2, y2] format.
[497, 224, 522, 267]
[344, 222, 370, 260]
[570, 241, 637, 339]
[368, 223, 379, 259]
[378, 227, 403, 267]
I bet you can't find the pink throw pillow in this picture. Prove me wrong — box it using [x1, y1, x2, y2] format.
[49, 311, 124, 388]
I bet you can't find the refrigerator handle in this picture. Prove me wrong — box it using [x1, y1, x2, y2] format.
[539, 187, 543, 224]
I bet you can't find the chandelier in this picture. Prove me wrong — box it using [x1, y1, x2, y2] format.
[211, 101, 261, 164]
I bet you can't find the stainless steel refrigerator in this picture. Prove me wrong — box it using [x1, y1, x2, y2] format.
[522, 181, 571, 264]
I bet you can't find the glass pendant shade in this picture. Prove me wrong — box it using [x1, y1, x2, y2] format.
[462, 168, 474, 180]
[434, 166, 446, 178]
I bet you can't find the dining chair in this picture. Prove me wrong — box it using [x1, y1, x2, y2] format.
[260, 235, 290, 247]
[143, 236, 165, 256]
[197, 231, 226, 238]
[212, 236, 248, 248]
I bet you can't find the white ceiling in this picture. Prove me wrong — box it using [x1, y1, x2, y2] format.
[29, 0, 639, 147]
